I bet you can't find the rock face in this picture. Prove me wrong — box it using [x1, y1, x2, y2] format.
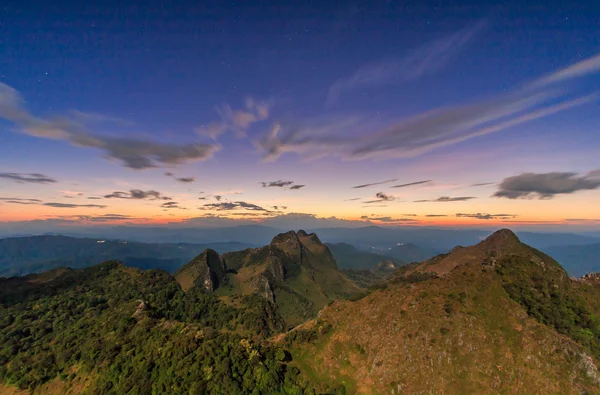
[174, 249, 227, 292]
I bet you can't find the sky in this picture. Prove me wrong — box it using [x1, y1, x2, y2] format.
[1, 0, 599, 232]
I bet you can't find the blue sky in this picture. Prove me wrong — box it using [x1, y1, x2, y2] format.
[1, 0, 599, 231]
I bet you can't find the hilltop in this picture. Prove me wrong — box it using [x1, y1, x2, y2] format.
[278, 229, 600, 393]
[175, 230, 361, 328]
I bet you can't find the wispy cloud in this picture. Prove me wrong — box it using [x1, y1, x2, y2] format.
[1, 197, 106, 209]
[54, 213, 138, 222]
[196, 97, 270, 139]
[361, 215, 418, 223]
[326, 20, 486, 104]
[494, 170, 600, 199]
[201, 201, 272, 212]
[364, 192, 396, 204]
[0, 197, 42, 203]
[257, 53, 600, 162]
[0, 172, 57, 184]
[43, 202, 106, 208]
[261, 180, 305, 190]
[261, 180, 294, 188]
[164, 172, 195, 183]
[456, 213, 517, 220]
[415, 196, 475, 202]
[161, 202, 187, 210]
[104, 189, 172, 200]
[0, 83, 219, 169]
[352, 178, 397, 189]
[391, 180, 432, 188]
[425, 214, 448, 217]
[471, 182, 495, 187]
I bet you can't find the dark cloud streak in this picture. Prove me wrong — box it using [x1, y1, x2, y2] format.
[0, 172, 57, 184]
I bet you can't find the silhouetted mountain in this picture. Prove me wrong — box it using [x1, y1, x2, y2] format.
[3, 225, 597, 252]
[546, 242, 600, 277]
[0, 235, 255, 276]
[326, 242, 405, 269]
[382, 242, 439, 263]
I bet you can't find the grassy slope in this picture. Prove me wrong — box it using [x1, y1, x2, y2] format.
[281, 231, 600, 394]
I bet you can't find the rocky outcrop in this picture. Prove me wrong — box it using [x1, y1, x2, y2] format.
[175, 249, 227, 292]
[249, 275, 275, 303]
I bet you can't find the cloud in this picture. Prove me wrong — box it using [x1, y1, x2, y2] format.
[165, 172, 195, 183]
[493, 170, 600, 199]
[352, 178, 397, 188]
[43, 202, 107, 208]
[326, 20, 485, 104]
[104, 189, 172, 200]
[415, 196, 476, 202]
[0, 197, 106, 209]
[0, 83, 219, 169]
[261, 180, 294, 188]
[344, 198, 361, 201]
[196, 97, 270, 139]
[54, 213, 138, 222]
[214, 195, 222, 201]
[456, 213, 517, 220]
[425, 214, 448, 217]
[261, 180, 305, 190]
[365, 216, 418, 223]
[257, 53, 600, 162]
[161, 202, 186, 210]
[201, 201, 271, 212]
[364, 192, 396, 204]
[0, 172, 57, 184]
[0, 197, 42, 204]
[391, 180, 432, 188]
[471, 182, 495, 187]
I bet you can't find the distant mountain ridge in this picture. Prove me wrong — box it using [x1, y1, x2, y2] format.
[0, 235, 256, 277]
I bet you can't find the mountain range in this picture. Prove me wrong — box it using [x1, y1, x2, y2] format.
[1, 229, 600, 393]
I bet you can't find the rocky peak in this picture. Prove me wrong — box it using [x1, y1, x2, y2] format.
[297, 230, 323, 245]
[480, 229, 521, 252]
[174, 248, 227, 292]
[579, 272, 600, 284]
[270, 230, 301, 249]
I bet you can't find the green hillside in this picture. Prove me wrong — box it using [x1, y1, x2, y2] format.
[175, 230, 362, 328]
[277, 229, 600, 394]
[2, 229, 600, 394]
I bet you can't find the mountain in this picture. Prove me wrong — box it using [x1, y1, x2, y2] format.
[0, 229, 359, 394]
[545, 242, 600, 277]
[0, 261, 310, 393]
[326, 242, 404, 270]
[382, 242, 439, 263]
[0, 235, 255, 277]
[278, 229, 600, 393]
[3, 228, 600, 393]
[175, 230, 362, 328]
[4, 225, 597, 252]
